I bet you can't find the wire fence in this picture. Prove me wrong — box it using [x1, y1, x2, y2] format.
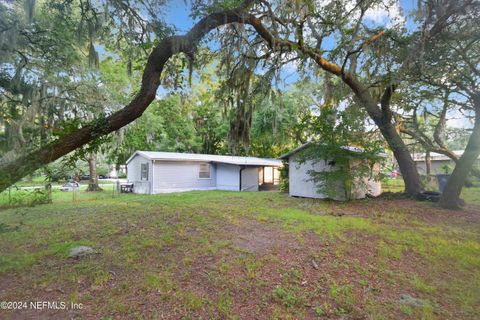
[0, 180, 128, 209]
[0, 184, 52, 208]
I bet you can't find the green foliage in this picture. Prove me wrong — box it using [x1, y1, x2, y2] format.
[0, 185, 52, 209]
[298, 106, 384, 200]
[249, 82, 314, 157]
[216, 289, 233, 316]
[273, 286, 304, 309]
[279, 161, 289, 192]
[441, 164, 453, 174]
[0, 0, 171, 173]
[329, 282, 355, 312]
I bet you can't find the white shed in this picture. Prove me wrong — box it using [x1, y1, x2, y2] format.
[280, 143, 382, 200]
[125, 151, 282, 194]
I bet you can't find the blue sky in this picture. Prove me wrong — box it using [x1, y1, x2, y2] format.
[156, 0, 422, 95]
[162, 0, 420, 32]
[163, 1, 195, 32]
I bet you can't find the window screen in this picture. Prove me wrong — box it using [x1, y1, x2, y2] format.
[141, 163, 149, 180]
[199, 163, 211, 179]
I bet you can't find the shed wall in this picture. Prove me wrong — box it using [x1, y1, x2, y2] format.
[288, 153, 333, 199]
[288, 154, 382, 200]
[127, 154, 152, 194]
[349, 160, 382, 199]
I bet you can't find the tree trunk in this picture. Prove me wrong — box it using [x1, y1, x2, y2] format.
[425, 150, 431, 176]
[0, 9, 250, 193]
[377, 121, 422, 195]
[115, 163, 121, 178]
[86, 153, 102, 192]
[439, 109, 480, 209]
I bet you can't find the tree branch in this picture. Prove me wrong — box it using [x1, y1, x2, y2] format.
[0, 5, 254, 191]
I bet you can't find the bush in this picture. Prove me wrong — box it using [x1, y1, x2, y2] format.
[279, 161, 289, 193]
[97, 163, 110, 176]
[0, 185, 52, 208]
[419, 174, 438, 191]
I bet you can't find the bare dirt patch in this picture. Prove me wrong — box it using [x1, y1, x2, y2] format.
[0, 192, 478, 319]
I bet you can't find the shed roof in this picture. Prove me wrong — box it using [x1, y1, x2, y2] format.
[126, 151, 282, 167]
[279, 142, 365, 160]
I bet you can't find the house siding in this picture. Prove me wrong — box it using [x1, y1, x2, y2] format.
[125, 151, 283, 194]
[127, 154, 152, 194]
[216, 163, 240, 191]
[415, 159, 454, 175]
[152, 161, 217, 193]
[241, 167, 259, 191]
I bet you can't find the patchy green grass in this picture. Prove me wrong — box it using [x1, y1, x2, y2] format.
[0, 190, 479, 319]
[382, 178, 406, 193]
[382, 177, 480, 205]
[461, 181, 480, 205]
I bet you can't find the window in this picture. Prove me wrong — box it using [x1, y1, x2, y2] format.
[141, 163, 149, 180]
[199, 163, 211, 179]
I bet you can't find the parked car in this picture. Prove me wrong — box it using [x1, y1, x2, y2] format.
[79, 174, 90, 180]
[60, 182, 80, 192]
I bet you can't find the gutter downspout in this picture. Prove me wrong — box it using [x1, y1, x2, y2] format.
[150, 160, 154, 195]
[239, 165, 246, 191]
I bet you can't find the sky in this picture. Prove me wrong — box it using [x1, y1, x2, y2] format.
[163, 1, 196, 32]
[162, 0, 420, 31]
[160, 0, 422, 79]
[156, 0, 420, 92]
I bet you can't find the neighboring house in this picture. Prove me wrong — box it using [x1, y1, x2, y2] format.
[126, 151, 282, 194]
[108, 165, 126, 178]
[412, 150, 480, 175]
[280, 143, 382, 200]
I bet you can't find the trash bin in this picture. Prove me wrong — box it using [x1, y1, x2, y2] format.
[436, 174, 450, 193]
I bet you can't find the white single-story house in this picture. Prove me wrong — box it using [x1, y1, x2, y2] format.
[279, 143, 382, 200]
[126, 151, 282, 194]
[107, 164, 126, 178]
[412, 150, 479, 175]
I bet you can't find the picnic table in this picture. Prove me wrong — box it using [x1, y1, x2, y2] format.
[120, 183, 134, 193]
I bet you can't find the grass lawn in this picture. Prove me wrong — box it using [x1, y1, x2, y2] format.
[382, 178, 480, 206]
[0, 187, 479, 319]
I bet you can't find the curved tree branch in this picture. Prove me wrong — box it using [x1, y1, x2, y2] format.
[0, 5, 254, 192]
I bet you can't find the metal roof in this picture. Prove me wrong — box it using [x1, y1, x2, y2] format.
[279, 142, 366, 159]
[126, 151, 282, 167]
[412, 150, 477, 162]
